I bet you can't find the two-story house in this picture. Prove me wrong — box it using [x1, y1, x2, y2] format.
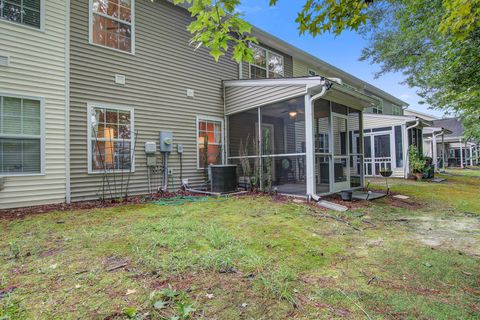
[1, 0, 413, 208]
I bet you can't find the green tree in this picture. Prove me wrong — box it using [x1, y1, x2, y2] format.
[359, 0, 480, 140]
[170, 0, 480, 138]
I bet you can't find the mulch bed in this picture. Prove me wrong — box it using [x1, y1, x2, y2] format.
[0, 191, 196, 221]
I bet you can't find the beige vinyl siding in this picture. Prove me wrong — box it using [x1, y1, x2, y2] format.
[0, 0, 67, 209]
[293, 59, 321, 78]
[225, 85, 306, 115]
[70, 0, 239, 201]
[363, 114, 411, 129]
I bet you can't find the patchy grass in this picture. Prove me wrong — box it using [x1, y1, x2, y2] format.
[370, 173, 480, 215]
[1, 176, 479, 319]
[446, 167, 480, 177]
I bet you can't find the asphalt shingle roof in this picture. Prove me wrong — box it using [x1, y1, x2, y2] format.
[432, 117, 465, 138]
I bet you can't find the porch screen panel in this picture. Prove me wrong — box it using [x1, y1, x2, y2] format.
[228, 109, 258, 158]
[394, 125, 403, 167]
[348, 108, 362, 188]
[260, 99, 306, 195]
[314, 99, 331, 193]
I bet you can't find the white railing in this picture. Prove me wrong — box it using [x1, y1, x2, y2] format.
[365, 157, 392, 176]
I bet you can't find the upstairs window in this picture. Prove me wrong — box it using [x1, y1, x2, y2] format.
[197, 116, 223, 169]
[392, 105, 401, 115]
[250, 44, 284, 79]
[0, 96, 43, 175]
[0, 0, 42, 28]
[372, 103, 383, 114]
[90, 0, 134, 53]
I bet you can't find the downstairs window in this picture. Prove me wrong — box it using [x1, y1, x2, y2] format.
[197, 117, 223, 169]
[88, 104, 134, 173]
[0, 96, 43, 175]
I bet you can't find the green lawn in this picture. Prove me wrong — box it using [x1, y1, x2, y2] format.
[446, 167, 480, 177]
[1, 175, 479, 319]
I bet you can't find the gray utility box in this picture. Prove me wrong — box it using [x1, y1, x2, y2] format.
[159, 131, 173, 153]
[209, 165, 237, 193]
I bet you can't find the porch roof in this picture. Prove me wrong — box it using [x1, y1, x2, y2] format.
[223, 77, 379, 116]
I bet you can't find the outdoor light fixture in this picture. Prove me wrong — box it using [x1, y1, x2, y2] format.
[288, 111, 298, 120]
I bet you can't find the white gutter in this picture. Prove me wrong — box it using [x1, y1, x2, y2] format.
[305, 79, 330, 197]
[403, 119, 420, 178]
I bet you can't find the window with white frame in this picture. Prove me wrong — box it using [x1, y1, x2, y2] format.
[90, 0, 134, 53]
[0, 96, 42, 175]
[392, 105, 401, 115]
[88, 105, 134, 173]
[372, 103, 383, 114]
[250, 44, 284, 79]
[197, 117, 223, 169]
[315, 133, 329, 153]
[0, 0, 42, 28]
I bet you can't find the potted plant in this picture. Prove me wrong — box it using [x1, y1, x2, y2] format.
[408, 145, 425, 180]
[380, 167, 393, 177]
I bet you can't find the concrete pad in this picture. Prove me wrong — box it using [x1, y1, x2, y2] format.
[317, 200, 348, 212]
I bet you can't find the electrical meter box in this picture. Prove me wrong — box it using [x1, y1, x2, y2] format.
[144, 142, 156, 155]
[159, 131, 173, 152]
[177, 144, 184, 154]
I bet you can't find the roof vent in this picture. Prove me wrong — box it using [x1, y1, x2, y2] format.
[0, 55, 9, 66]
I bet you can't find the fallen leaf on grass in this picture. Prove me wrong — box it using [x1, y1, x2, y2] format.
[126, 289, 137, 295]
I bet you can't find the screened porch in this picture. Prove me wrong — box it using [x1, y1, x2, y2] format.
[224, 77, 376, 197]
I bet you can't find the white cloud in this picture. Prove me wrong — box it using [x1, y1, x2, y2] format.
[399, 94, 412, 100]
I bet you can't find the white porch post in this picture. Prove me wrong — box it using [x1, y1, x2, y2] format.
[460, 139, 464, 168]
[470, 145, 474, 166]
[442, 134, 446, 171]
[432, 134, 437, 171]
[403, 125, 409, 178]
[305, 94, 315, 196]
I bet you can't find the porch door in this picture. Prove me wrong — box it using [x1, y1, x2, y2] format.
[332, 114, 350, 192]
[364, 132, 393, 176]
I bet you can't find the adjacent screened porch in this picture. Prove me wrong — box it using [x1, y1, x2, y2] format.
[227, 96, 365, 196]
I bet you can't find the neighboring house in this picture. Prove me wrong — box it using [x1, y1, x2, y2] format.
[404, 109, 439, 121]
[0, 0, 69, 209]
[425, 117, 478, 168]
[0, 0, 410, 208]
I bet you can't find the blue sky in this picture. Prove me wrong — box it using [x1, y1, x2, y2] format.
[237, 0, 443, 117]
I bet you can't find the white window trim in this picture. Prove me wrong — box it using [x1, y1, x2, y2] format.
[87, 102, 135, 174]
[392, 105, 401, 115]
[0, 0, 45, 31]
[0, 93, 45, 177]
[249, 44, 284, 79]
[88, 0, 135, 55]
[196, 115, 224, 170]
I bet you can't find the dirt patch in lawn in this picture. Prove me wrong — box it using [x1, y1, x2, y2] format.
[406, 215, 480, 257]
[385, 194, 426, 210]
[147, 271, 294, 319]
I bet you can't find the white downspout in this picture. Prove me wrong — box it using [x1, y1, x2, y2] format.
[470, 145, 473, 166]
[305, 81, 329, 198]
[404, 120, 420, 178]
